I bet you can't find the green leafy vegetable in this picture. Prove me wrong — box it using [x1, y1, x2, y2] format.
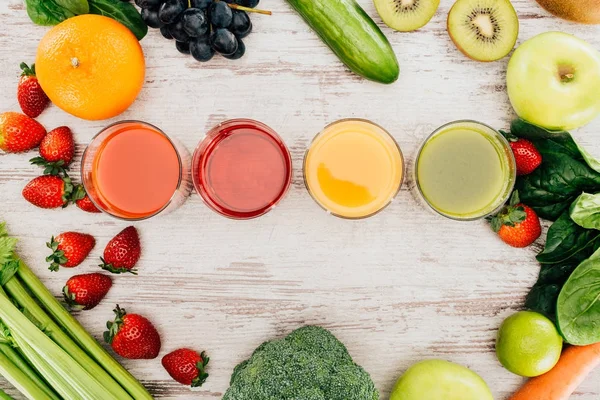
[557, 257, 600, 345]
[88, 0, 148, 40]
[25, 0, 88, 26]
[0, 224, 153, 400]
[223, 325, 379, 400]
[24, 0, 146, 41]
[0, 224, 17, 267]
[570, 192, 600, 230]
[511, 119, 600, 220]
[537, 210, 600, 265]
[525, 263, 578, 321]
[0, 349, 55, 400]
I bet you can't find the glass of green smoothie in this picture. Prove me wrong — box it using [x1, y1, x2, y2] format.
[415, 120, 516, 220]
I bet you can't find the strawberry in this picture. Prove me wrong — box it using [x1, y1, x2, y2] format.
[100, 226, 141, 274]
[162, 349, 209, 387]
[501, 131, 542, 176]
[76, 194, 102, 213]
[47, 232, 95, 271]
[37, 126, 75, 166]
[491, 191, 541, 248]
[104, 305, 161, 359]
[22, 175, 77, 209]
[17, 63, 50, 118]
[0, 112, 46, 153]
[63, 273, 112, 310]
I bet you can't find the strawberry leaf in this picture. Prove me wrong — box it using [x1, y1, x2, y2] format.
[62, 285, 85, 311]
[104, 305, 126, 344]
[46, 236, 67, 272]
[30, 157, 67, 176]
[192, 351, 210, 387]
[99, 258, 137, 275]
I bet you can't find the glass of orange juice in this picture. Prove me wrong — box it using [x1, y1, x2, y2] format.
[81, 121, 191, 220]
[303, 119, 404, 219]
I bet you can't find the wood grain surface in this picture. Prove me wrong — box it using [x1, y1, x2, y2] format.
[1, 0, 600, 398]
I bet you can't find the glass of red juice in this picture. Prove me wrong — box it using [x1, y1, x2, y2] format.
[193, 119, 292, 219]
[81, 121, 192, 220]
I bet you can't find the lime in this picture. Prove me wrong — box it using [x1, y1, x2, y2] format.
[390, 359, 493, 400]
[496, 311, 563, 377]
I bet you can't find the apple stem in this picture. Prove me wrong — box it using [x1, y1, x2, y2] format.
[562, 73, 575, 82]
[227, 4, 272, 15]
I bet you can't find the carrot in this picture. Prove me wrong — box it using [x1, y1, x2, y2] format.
[509, 342, 600, 400]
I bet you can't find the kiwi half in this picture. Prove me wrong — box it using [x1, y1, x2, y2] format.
[447, 0, 519, 62]
[536, 0, 600, 24]
[374, 0, 440, 32]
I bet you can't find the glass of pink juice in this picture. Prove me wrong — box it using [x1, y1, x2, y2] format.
[81, 121, 191, 220]
[193, 119, 292, 219]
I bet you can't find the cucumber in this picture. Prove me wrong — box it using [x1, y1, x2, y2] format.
[286, 0, 399, 84]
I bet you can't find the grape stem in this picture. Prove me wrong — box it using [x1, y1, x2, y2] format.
[227, 3, 272, 15]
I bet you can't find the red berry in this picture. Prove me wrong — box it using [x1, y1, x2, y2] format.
[47, 232, 96, 271]
[22, 175, 74, 209]
[17, 63, 50, 118]
[0, 112, 46, 153]
[162, 349, 209, 387]
[39, 126, 75, 165]
[491, 192, 542, 248]
[104, 305, 161, 359]
[76, 194, 102, 213]
[100, 226, 141, 274]
[510, 138, 542, 176]
[63, 273, 112, 310]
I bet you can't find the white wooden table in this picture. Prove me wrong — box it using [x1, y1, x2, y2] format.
[1, 0, 599, 398]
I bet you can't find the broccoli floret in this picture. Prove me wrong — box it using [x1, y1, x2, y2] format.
[223, 326, 379, 400]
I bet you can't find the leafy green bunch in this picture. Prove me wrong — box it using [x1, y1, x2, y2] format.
[508, 119, 600, 346]
[25, 0, 147, 40]
[0, 223, 152, 399]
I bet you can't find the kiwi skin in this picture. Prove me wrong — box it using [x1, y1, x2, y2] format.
[536, 0, 600, 24]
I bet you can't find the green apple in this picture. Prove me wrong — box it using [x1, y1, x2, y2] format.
[507, 32, 600, 131]
[390, 359, 493, 400]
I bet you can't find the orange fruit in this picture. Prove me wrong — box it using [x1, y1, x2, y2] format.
[36, 15, 145, 121]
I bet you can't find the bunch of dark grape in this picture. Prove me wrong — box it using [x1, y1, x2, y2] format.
[136, 0, 262, 62]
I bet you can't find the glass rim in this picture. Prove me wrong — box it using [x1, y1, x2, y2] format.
[414, 119, 517, 222]
[303, 118, 405, 220]
[192, 118, 293, 220]
[81, 120, 184, 222]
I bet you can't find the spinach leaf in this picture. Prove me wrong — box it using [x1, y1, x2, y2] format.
[525, 263, 578, 321]
[55, 0, 89, 14]
[557, 257, 600, 345]
[511, 119, 600, 221]
[88, 0, 148, 40]
[537, 210, 600, 265]
[25, 0, 85, 25]
[570, 193, 600, 230]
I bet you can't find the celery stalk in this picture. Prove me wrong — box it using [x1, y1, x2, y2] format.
[0, 387, 13, 400]
[16, 261, 153, 400]
[12, 334, 83, 400]
[0, 293, 119, 400]
[4, 277, 133, 400]
[0, 348, 53, 400]
[0, 344, 59, 400]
